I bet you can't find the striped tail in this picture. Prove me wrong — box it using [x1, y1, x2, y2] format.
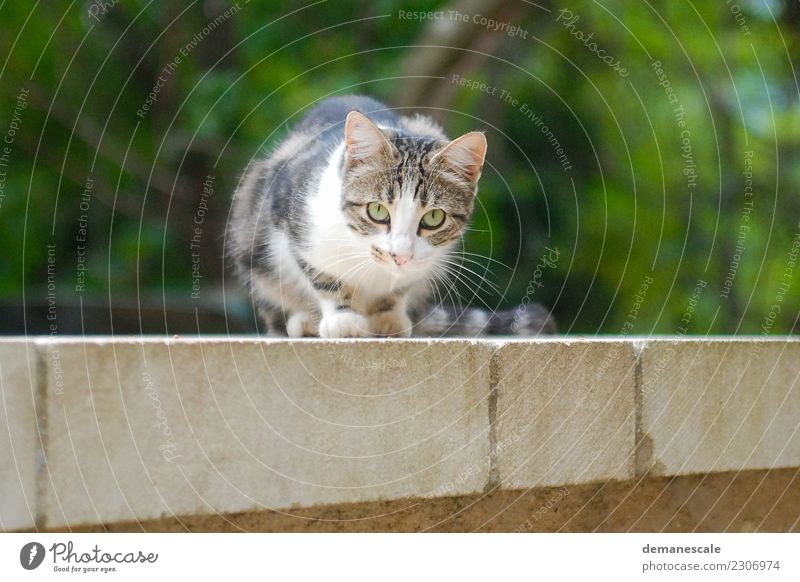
[414, 303, 557, 337]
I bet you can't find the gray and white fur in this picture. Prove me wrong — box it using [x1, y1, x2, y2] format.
[226, 95, 556, 337]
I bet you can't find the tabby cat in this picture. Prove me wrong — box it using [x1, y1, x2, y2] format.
[226, 95, 555, 337]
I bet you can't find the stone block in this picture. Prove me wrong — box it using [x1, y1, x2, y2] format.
[640, 340, 800, 476]
[0, 341, 40, 531]
[495, 340, 636, 489]
[41, 338, 492, 528]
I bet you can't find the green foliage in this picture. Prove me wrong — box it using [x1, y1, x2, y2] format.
[0, 0, 797, 334]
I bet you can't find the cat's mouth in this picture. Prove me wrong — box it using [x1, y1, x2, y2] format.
[371, 245, 418, 276]
[370, 245, 388, 263]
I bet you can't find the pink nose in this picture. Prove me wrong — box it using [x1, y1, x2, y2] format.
[391, 253, 412, 266]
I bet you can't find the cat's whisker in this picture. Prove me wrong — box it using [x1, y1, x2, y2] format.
[442, 255, 500, 278]
[456, 251, 513, 270]
[438, 261, 503, 296]
[437, 267, 503, 311]
[442, 256, 503, 284]
[313, 259, 370, 289]
[442, 275, 501, 301]
[429, 271, 464, 314]
[427, 270, 450, 304]
[310, 254, 370, 272]
[442, 279, 498, 315]
[451, 256, 503, 277]
[427, 278, 443, 310]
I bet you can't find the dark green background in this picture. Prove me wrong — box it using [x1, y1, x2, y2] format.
[1, 0, 798, 335]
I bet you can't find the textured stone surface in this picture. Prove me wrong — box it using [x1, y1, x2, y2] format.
[0, 342, 40, 531]
[41, 338, 491, 528]
[1, 336, 798, 532]
[494, 340, 636, 489]
[641, 340, 800, 476]
[71, 468, 800, 533]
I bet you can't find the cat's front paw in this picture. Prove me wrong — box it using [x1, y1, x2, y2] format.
[319, 311, 370, 338]
[370, 311, 413, 337]
[286, 311, 318, 337]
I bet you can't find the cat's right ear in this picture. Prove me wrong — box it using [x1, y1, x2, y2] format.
[344, 111, 393, 167]
[431, 132, 487, 185]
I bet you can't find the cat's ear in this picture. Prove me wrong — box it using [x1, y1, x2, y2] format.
[344, 111, 393, 166]
[432, 132, 487, 184]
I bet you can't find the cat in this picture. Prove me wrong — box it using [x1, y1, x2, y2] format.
[226, 95, 556, 337]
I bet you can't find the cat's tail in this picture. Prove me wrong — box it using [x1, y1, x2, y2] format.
[413, 303, 557, 337]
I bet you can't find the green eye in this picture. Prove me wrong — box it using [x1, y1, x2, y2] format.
[367, 202, 390, 223]
[420, 208, 446, 229]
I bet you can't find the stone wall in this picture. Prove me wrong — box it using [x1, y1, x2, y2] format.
[1, 337, 798, 532]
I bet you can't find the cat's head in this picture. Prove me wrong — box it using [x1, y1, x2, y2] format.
[340, 110, 487, 279]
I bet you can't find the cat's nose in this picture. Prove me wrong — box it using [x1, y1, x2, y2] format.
[390, 252, 412, 266]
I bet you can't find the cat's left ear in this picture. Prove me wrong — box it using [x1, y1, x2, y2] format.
[432, 132, 487, 184]
[344, 111, 394, 166]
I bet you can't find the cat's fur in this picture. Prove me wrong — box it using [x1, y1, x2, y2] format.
[226, 95, 555, 337]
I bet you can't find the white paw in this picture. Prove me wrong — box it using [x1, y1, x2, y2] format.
[370, 311, 412, 337]
[319, 311, 370, 338]
[286, 312, 317, 337]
